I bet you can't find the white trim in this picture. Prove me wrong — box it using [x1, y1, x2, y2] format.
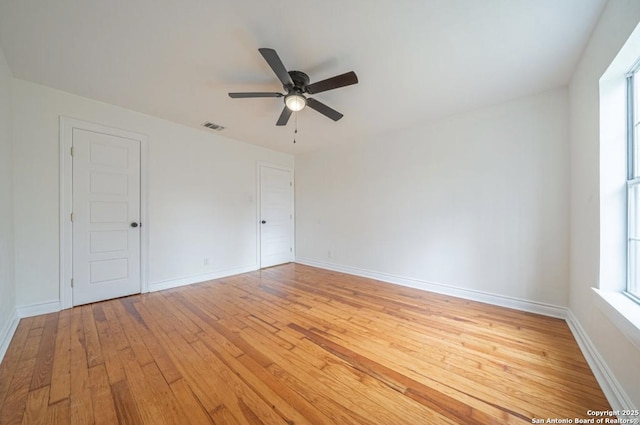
[149, 264, 258, 292]
[59, 117, 73, 309]
[565, 309, 635, 412]
[0, 308, 19, 363]
[255, 162, 260, 267]
[295, 257, 567, 318]
[256, 162, 295, 269]
[59, 116, 149, 309]
[16, 300, 61, 318]
[140, 138, 150, 294]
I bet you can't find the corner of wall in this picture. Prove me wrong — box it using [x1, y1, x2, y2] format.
[0, 307, 18, 364]
[0, 35, 17, 366]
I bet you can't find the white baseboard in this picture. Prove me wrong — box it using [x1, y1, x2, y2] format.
[0, 308, 19, 364]
[295, 257, 567, 318]
[16, 300, 61, 318]
[149, 264, 258, 293]
[565, 309, 634, 412]
[1, 300, 61, 363]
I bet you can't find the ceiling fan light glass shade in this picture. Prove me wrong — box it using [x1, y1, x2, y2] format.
[285, 94, 306, 111]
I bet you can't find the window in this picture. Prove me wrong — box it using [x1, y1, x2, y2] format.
[595, 24, 640, 350]
[627, 63, 640, 302]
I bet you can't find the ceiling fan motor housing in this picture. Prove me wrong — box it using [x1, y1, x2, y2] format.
[287, 70, 310, 92]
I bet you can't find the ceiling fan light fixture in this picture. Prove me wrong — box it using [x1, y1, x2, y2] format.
[285, 93, 306, 111]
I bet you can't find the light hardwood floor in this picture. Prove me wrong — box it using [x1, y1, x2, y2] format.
[0, 264, 609, 424]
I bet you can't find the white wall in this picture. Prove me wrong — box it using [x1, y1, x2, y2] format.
[0, 43, 16, 356]
[569, 0, 640, 407]
[11, 79, 293, 307]
[296, 88, 570, 309]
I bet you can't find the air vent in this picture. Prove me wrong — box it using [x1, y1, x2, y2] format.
[202, 122, 225, 131]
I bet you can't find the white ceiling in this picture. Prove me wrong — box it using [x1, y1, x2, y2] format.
[0, 0, 605, 154]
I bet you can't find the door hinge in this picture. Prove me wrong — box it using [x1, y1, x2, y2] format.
[70, 146, 74, 156]
[290, 247, 292, 252]
[71, 278, 74, 288]
[70, 212, 74, 222]
[290, 181, 292, 187]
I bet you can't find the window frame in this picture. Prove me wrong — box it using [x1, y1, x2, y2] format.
[626, 63, 640, 304]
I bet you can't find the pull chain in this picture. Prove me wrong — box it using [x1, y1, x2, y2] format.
[293, 112, 298, 144]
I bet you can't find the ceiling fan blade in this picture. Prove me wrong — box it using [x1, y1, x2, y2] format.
[259, 48, 293, 87]
[306, 71, 358, 94]
[276, 106, 293, 126]
[306, 98, 344, 121]
[228, 92, 283, 98]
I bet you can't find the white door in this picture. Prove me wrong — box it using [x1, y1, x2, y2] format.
[260, 165, 294, 268]
[72, 128, 141, 305]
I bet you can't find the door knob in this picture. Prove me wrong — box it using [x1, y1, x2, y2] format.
[261, 220, 266, 224]
[130, 222, 139, 228]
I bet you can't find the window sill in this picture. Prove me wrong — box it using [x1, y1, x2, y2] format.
[592, 287, 640, 351]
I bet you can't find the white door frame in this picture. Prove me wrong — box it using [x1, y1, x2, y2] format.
[256, 162, 295, 268]
[59, 116, 149, 309]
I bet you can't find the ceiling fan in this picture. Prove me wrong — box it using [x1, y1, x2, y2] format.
[228, 48, 358, 126]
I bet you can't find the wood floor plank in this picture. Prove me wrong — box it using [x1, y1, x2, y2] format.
[133, 308, 226, 416]
[118, 348, 168, 425]
[88, 364, 118, 425]
[289, 322, 526, 424]
[0, 264, 611, 424]
[152, 293, 202, 343]
[110, 380, 143, 425]
[206, 316, 380, 424]
[100, 303, 129, 352]
[140, 361, 189, 425]
[246, 320, 454, 424]
[196, 331, 333, 425]
[46, 399, 70, 425]
[20, 386, 49, 425]
[1, 318, 40, 425]
[310, 315, 571, 419]
[278, 274, 600, 410]
[313, 308, 595, 414]
[81, 306, 104, 369]
[244, 325, 455, 424]
[190, 339, 292, 424]
[29, 313, 58, 391]
[111, 301, 154, 366]
[28, 316, 46, 333]
[20, 334, 42, 364]
[167, 379, 215, 425]
[127, 313, 182, 384]
[93, 304, 126, 385]
[0, 319, 33, 408]
[48, 311, 71, 404]
[0, 358, 36, 425]
[69, 306, 94, 425]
